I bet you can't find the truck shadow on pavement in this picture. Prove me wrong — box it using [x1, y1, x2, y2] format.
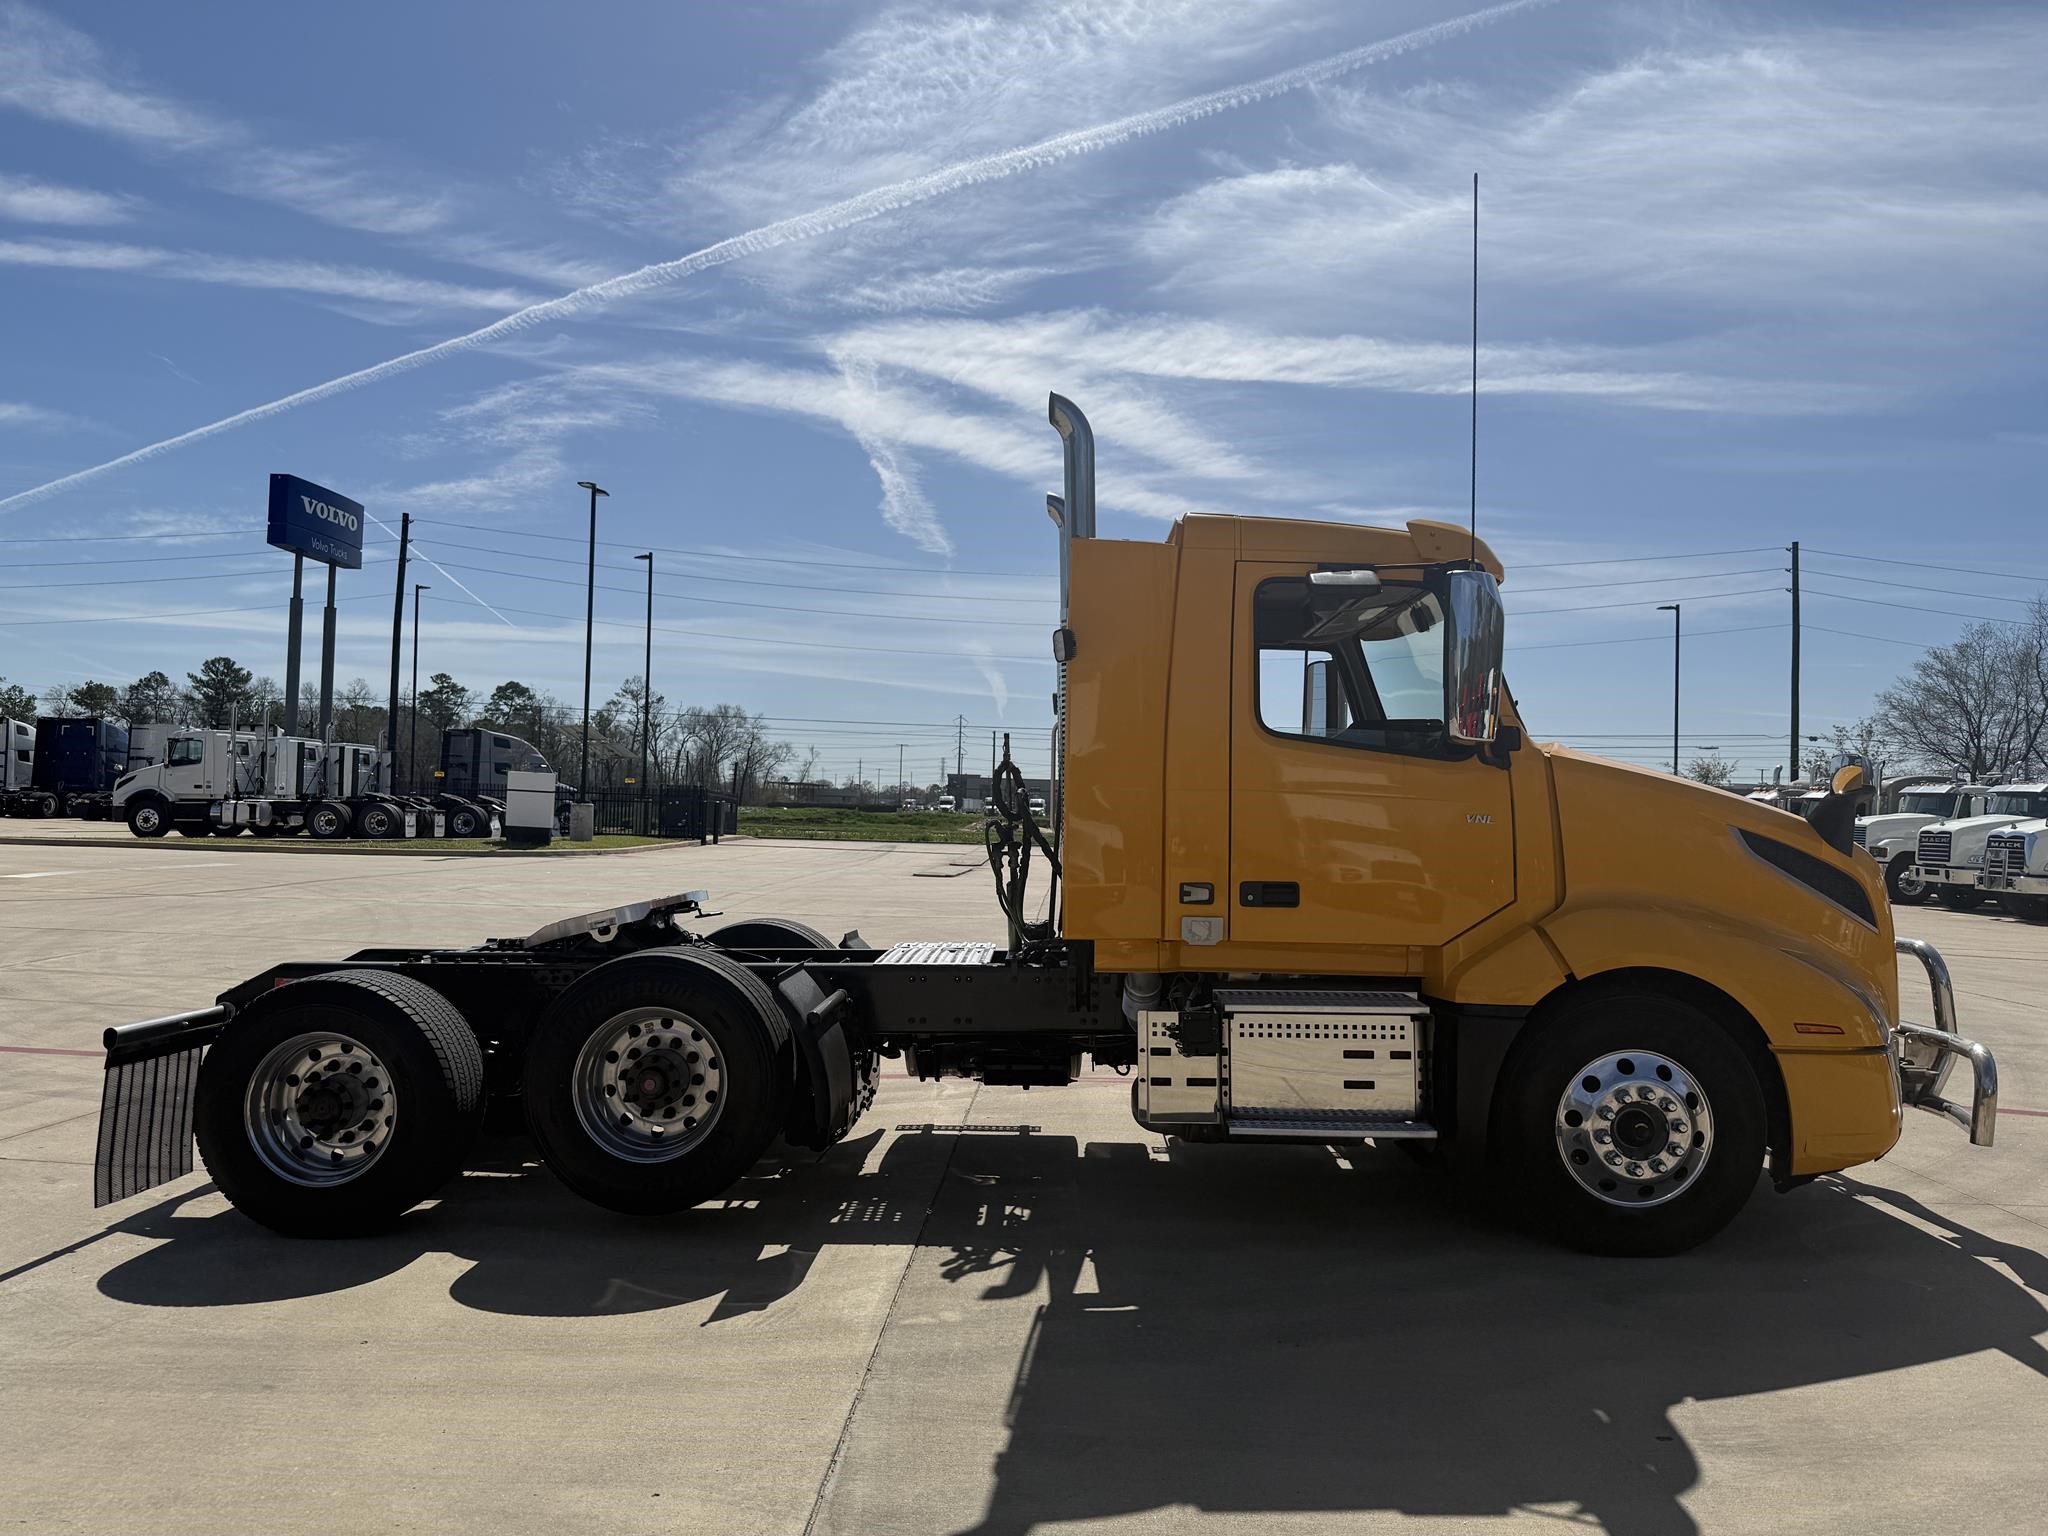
[92, 1131, 2048, 1536]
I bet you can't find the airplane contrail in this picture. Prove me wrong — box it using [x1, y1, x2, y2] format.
[0, 0, 1556, 515]
[364, 512, 519, 628]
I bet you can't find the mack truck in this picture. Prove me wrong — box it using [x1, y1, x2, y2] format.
[1910, 784, 2048, 909]
[88, 395, 1997, 1257]
[112, 729, 491, 839]
[1980, 816, 2048, 921]
[1857, 783, 1997, 906]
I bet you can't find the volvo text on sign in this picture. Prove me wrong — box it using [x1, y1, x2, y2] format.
[266, 473, 364, 569]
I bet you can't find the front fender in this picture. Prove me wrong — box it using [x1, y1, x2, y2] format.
[1540, 903, 1891, 1051]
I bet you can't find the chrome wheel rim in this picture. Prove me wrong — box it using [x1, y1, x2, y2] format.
[133, 805, 161, 833]
[1554, 1050, 1714, 1208]
[572, 1008, 725, 1164]
[311, 808, 340, 836]
[1895, 868, 1925, 898]
[243, 1032, 397, 1187]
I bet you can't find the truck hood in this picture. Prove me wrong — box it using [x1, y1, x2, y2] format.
[1924, 812, 2025, 842]
[1857, 812, 1935, 843]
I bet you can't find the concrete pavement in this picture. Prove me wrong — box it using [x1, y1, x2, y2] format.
[1, 838, 2043, 1534]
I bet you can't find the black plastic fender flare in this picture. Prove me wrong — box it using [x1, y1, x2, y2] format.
[769, 966, 862, 1151]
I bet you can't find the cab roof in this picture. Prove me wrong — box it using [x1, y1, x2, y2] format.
[1169, 515, 1505, 582]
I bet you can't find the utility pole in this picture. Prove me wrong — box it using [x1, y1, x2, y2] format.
[575, 480, 608, 797]
[384, 512, 410, 792]
[283, 553, 304, 737]
[1788, 540, 1801, 783]
[1657, 603, 1681, 774]
[955, 714, 966, 777]
[409, 583, 429, 793]
[633, 551, 653, 798]
[897, 743, 905, 799]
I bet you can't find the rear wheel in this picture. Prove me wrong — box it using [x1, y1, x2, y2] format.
[1938, 885, 1987, 910]
[306, 801, 350, 840]
[193, 971, 484, 1236]
[1885, 853, 1930, 906]
[704, 918, 833, 952]
[356, 802, 400, 839]
[524, 950, 791, 1215]
[446, 804, 483, 838]
[33, 792, 59, 818]
[1495, 990, 1766, 1256]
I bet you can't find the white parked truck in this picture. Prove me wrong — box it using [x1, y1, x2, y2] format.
[0, 717, 31, 800]
[1911, 784, 2048, 909]
[112, 728, 470, 840]
[1978, 816, 2048, 921]
[1857, 784, 1997, 906]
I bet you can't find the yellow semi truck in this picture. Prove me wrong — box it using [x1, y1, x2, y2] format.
[92, 395, 1995, 1255]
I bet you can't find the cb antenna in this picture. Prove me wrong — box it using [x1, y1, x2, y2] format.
[1469, 170, 1479, 566]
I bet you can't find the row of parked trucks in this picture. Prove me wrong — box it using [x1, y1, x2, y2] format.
[1, 717, 568, 840]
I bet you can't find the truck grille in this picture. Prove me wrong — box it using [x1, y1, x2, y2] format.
[1917, 829, 1951, 867]
[1985, 834, 2026, 881]
[1852, 825, 1867, 847]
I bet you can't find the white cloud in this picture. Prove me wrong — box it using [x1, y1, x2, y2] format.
[0, 236, 537, 310]
[0, 399, 84, 431]
[0, 170, 133, 224]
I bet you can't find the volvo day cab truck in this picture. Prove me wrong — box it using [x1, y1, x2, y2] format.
[111, 729, 472, 839]
[1858, 784, 1996, 906]
[89, 395, 1998, 1257]
[0, 717, 32, 806]
[1911, 785, 2048, 909]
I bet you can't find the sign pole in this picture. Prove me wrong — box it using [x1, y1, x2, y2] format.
[317, 563, 338, 742]
[283, 553, 305, 737]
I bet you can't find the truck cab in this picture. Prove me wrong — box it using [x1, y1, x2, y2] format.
[1858, 785, 1995, 904]
[0, 717, 32, 803]
[113, 730, 256, 835]
[1980, 816, 2048, 920]
[1911, 784, 2048, 908]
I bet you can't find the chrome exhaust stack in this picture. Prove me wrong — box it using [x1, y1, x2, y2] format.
[1043, 394, 1095, 929]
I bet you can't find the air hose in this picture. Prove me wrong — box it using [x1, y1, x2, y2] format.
[985, 735, 1059, 953]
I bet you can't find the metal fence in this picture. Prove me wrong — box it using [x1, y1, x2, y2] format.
[585, 785, 738, 841]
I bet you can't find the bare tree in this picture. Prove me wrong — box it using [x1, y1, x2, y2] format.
[1875, 617, 2047, 781]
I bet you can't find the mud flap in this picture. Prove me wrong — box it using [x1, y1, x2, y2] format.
[773, 969, 872, 1150]
[94, 1006, 231, 1207]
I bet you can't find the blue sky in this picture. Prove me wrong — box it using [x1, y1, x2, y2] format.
[0, 0, 2041, 786]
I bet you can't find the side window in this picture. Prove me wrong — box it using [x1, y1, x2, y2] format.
[1253, 576, 1449, 756]
[168, 738, 204, 767]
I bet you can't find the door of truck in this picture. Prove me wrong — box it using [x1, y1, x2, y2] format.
[1228, 563, 1514, 949]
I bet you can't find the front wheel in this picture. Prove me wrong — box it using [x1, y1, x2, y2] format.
[126, 799, 171, 838]
[1938, 885, 1987, 910]
[524, 950, 791, 1215]
[2001, 894, 2048, 923]
[193, 971, 485, 1236]
[1495, 991, 1767, 1256]
[1885, 853, 1930, 906]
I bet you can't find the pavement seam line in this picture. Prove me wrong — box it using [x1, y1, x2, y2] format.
[800, 1083, 978, 1536]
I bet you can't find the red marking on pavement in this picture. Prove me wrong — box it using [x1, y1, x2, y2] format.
[0, 1044, 101, 1058]
[2002, 1105, 2048, 1119]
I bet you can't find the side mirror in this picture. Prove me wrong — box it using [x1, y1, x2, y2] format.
[1301, 658, 1335, 738]
[1444, 568, 1505, 746]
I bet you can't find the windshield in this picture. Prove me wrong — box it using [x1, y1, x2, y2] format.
[1897, 792, 1959, 817]
[1987, 792, 2048, 818]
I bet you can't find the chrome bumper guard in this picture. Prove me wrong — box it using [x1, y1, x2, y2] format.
[1892, 938, 1997, 1147]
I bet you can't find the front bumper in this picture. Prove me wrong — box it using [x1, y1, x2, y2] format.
[1892, 937, 1997, 1146]
[1978, 871, 2047, 897]
[1911, 864, 1981, 888]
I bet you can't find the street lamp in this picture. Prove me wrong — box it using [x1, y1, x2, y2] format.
[1657, 602, 1681, 775]
[409, 583, 430, 793]
[575, 480, 609, 798]
[633, 551, 653, 803]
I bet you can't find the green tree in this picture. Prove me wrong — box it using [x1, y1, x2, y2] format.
[418, 672, 474, 731]
[64, 680, 120, 717]
[186, 656, 255, 728]
[115, 670, 182, 727]
[1685, 752, 1736, 788]
[0, 677, 36, 719]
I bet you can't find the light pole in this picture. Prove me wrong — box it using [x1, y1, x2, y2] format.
[1657, 602, 1681, 774]
[409, 583, 429, 792]
[633, 550, 653, 804]
[575, 480, 608, 797]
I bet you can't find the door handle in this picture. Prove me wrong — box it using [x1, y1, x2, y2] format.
[1239, 881, 1300, 908]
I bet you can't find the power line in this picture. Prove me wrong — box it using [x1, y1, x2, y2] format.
[0, 527, 265, 546]
[1512, 586, 1782, 618]
[418, 518, 1052, 581]
[1802, 586, 2027, 626]
[1511, 565, 1782, 596]
[1802, 566, 2042, 607]
[1509, 545, 1779, 572]
[4, 540, 399, 570]
[0, 593, 386, 628]
[0, 563, 285, 591]
[1512, 622, 1785, 653]
[1808, 548, 2048, 586]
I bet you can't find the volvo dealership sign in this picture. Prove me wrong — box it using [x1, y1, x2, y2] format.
[267, 473, 364, 569]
